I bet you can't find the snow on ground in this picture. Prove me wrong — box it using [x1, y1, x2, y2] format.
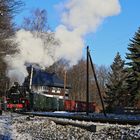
[0, 112, 32, 140]
[0, 114, 11, 139]
[33, 111, 140, 121]
[0, 112, 140, 140]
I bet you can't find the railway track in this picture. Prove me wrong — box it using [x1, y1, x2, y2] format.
[19, 112, 140, 126]
[1, 111, 139, 139]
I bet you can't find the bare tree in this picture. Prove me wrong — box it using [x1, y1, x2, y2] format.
[96, 65, 109, 95]
[0, 0, 23, 92]
[65, 58, 109, 108]
[22, 8, 49, 32]
[21, 8, 60, 63]
[65, 59, 86, 101]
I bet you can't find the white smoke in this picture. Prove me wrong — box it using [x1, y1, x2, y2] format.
[5, 0, 121, 84]
[5, 30, 57, 84]
[55, 0, 121, 64]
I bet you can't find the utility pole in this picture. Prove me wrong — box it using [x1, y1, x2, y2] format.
[86, 46, 89, 115]
[88, 49, 107, 117]
[63, 69, 67, 111]
[63, 70, 67, 101]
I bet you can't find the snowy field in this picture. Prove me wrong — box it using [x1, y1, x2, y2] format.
[0, 112, 140, 140]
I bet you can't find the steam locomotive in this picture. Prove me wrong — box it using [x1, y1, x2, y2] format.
[6, 82, 30, 111]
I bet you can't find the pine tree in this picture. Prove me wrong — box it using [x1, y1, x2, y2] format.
[126, 27, 140, 107]
[105, 52, 127, 112]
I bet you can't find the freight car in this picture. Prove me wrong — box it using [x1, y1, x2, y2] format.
[6, 82, 30, 112]
[64, 100, 96, 112]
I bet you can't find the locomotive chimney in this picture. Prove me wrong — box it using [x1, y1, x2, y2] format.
[29, 65, 34, 111]
[29, 65, 33, 90]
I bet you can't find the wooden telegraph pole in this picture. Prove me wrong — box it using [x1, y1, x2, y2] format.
[86, 46, 107, 117]
[86, 46, 89, 115]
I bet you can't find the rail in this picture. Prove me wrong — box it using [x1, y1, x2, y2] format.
[124, 107, 140, 115]
[19, 112, 140, 125]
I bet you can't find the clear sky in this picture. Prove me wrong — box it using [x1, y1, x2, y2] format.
[15, 0, 140, 66]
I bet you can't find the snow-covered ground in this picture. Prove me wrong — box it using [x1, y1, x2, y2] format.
[0, 113, 12, 139]
[32, 111, 140, 120]
[0, 112, 140, 140]
[0, 112, 32, 140]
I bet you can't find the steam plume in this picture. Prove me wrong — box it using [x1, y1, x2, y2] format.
[5, 30, 56, 84]
[55, 0, 121, 64]
[5, 0, 121, 84]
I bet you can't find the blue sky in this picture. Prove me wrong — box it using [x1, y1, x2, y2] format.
[15, 0, 140, 66]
